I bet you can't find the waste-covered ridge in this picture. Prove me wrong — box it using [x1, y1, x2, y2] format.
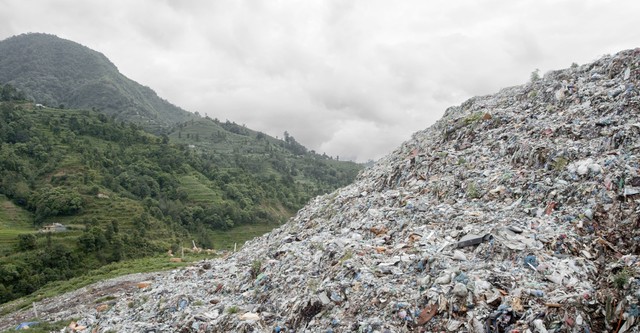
[13, 49, 640, 332]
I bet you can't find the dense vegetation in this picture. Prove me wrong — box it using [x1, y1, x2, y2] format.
[0, 33, 362, 305]
[168, 117, 359, 196]
[0, 33, 195, 131]
[0, 95, 361, 303]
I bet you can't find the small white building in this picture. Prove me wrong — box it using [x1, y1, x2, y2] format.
[40, 223, 67, 233]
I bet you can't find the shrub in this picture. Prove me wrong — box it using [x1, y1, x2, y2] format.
[250, 260, 262, 279]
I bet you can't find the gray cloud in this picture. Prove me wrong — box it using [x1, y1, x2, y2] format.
[1, 0, 639, 162]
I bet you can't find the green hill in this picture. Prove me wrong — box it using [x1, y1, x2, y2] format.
[0, 95, 361, 304]
[0, 33, 195, 131]
[169, 117, 361, 197]
[0, 34, 363, 305]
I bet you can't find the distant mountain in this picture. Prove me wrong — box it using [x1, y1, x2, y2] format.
[0, 33, 195, 130]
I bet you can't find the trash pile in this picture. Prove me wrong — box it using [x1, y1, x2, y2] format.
[26, 49, 640, 332]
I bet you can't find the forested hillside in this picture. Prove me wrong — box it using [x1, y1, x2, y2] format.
[0, 33, 195, 131]
[168, 117, 360, 197]
[0, 92, 361, 303]
[0, 33, 363, 305]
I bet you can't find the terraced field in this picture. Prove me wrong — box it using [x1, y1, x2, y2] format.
[0, 195, 33, 255]
[179, 174, 220, 205]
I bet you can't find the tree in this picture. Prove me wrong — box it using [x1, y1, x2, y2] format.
[111, 220, 119, 233]
[78, 231, 96, 252]
[282, 131, 307, 155]
[0, 84, 25, 101]
[105, 222, 114, 242]
[1, 84, 15, 101]
[32, 187, 84, 222]
[17, 234, 37, 251]
[530, 68, 540, 82]
[78, 227, 107, 252]
[110, 236, 124, 262]
[0, 282, 13, 303]
[132, 213, 150, 236]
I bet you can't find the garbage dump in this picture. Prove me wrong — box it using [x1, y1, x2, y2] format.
[3, 48, 640, 333]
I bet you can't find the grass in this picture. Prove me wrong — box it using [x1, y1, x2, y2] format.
[0, 195, 32, 228]
[466, 181, 482, 199]
[179, 174, 220, 205]
[338, 250, 354, 265]
[463, 112, 484, 125]
[94, 295, 117, 304]
[73, 195, 143, 226]
[209, 223, 281, 251]
[613, 268, 631, 289]
[250, 259, 262, 279]
[552, 156, 568, 171]
[0, 195, 34, 255]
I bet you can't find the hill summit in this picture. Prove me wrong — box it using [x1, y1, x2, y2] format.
[0, 33, 194, 130]
[2, 49, 640, 332]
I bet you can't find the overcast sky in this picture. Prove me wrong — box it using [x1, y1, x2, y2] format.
[1, 1, 638, 162]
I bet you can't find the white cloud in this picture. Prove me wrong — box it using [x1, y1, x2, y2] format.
[1, 0, 639, 161]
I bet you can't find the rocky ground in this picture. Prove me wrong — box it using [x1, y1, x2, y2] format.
[2, 48, 640, 332]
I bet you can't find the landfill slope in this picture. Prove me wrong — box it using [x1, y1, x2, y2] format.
[15, 49, 640, 332]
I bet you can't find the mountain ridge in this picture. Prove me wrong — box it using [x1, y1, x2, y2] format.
[0, 33, 195, 130]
